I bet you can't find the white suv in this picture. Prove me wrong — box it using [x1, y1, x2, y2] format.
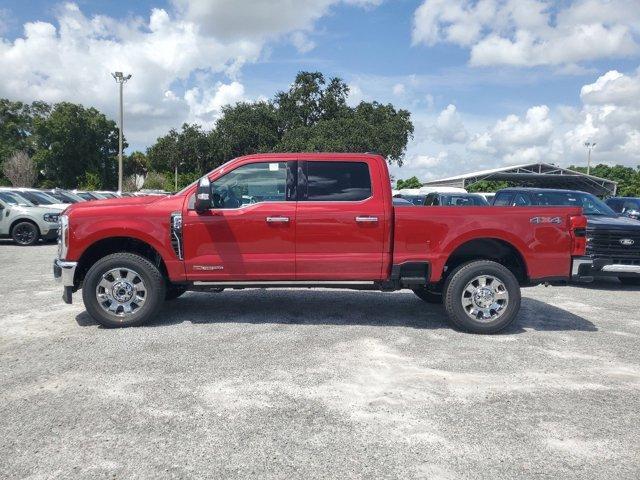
[0, 191, 63, 245]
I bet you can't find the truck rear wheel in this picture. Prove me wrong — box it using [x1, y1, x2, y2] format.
[82, 253, 166, 328]
[443, 260, 521, 334]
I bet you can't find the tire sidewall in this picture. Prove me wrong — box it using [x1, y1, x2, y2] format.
[12, 221, 39, 246]
[444, 261, 521, 334]
[82, 253, 165, 328]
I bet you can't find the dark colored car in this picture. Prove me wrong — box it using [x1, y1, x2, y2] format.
[493, 188, 640, 286]
[605, 197, 640, 220]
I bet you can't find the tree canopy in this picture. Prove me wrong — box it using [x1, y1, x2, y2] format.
[396, 176, 423, 189]
[146, 71, 415, 189]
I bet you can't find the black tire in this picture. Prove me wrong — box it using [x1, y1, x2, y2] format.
[443, 260, 521, 334]
[412, 287, 443, 304]
[11, 221, 40, 246]
[619, 276, 640, 286]
[82, 253, 166, 328]
[165, 285, 187, 301]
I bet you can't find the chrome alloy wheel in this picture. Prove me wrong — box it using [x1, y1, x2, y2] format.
[95, 268, 147, 317]
[461, 274, 509, 322]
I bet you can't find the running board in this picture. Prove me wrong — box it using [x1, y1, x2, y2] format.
[191, 280, 377, 290]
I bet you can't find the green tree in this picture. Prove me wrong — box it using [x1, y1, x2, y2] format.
[147, 71, 414, 175]
[569, 164, 640, 197]
[32, 102, 120, 189]
[467, 180, 512, 193]
[396, 176, 422, 189]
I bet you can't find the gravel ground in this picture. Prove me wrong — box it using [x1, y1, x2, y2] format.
[0, 242, 639, 479]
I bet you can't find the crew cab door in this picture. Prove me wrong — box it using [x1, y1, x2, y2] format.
[182, 160, 297, 281]
[295, 159, 385, 280]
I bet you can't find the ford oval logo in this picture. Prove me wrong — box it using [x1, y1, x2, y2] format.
[619, 238, 635, 246]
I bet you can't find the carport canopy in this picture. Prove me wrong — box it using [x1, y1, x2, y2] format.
[422, 162, 617, 196]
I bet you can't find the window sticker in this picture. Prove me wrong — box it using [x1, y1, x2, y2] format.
[269, 163, 279, 171]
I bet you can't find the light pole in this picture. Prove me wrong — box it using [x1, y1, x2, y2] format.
[174, 161, 185, 192]
[112, 71, 132, 192]
[584, 141, 596, 175]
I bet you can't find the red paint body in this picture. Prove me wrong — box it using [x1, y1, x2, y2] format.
[64, 153, 584, 285]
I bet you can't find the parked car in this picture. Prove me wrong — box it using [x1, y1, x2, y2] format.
[0, 191, 61, 245]
[605, 197, 640, 220]
[45, 189, 86, 204]
[72, 190, 103, 201]
[476, 192, 496, 204]
[493, 187, 640, 286]
[54, 153, 590, 333]
[423, 192, 489, 206]
[94, 191, 120, 199]
[392, 197, 413, 206]
[1, 187, 70, 210]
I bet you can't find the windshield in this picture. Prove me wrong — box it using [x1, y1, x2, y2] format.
[528, 191, 616, 216]
[0, 191, 35, 206]
[18, 190, 60, 205]
[49, 190, 84, 203]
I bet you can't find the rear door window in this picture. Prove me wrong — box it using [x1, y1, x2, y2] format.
[303, 161, 372, 201]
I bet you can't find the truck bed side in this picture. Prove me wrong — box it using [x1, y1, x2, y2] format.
[392, 206, 584, 283]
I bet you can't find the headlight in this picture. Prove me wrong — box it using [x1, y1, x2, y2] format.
[44, 213, 60, 223]
[58, 215, 69, 259]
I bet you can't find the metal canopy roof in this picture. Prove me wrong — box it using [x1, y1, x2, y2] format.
[423, 162, 617, 196]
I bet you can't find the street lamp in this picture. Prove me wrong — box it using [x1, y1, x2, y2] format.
[174, 161, 185, 192]
[584, 141, 596, 175]
[112, 71, 132, 192]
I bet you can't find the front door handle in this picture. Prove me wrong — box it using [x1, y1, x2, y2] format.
[266, 216, 290, 223]
[355, 216, 378, 223]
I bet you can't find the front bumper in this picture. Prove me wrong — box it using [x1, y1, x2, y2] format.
[53, 258, 77, 304]
[572, 256, 640, 282]
[43, 228, 59, 240]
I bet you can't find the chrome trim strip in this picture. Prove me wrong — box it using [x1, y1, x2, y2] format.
[54, 258, 77, 287]
[193, 280, 375, 286]
[601, 264, 640, 274]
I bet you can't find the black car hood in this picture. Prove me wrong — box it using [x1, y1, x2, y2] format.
[587, 215, 640, 231]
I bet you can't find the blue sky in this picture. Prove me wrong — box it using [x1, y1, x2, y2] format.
[1, 0, 639, 181]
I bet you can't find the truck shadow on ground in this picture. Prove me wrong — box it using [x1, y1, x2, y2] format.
[76, 289, 597, 334]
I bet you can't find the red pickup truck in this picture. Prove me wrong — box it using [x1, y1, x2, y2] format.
[54, 153, 590, 333]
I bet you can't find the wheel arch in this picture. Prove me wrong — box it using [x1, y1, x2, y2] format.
[443, 237, 529, 284]
[9, 217, 41, 236]
[75, 237, 169, 288]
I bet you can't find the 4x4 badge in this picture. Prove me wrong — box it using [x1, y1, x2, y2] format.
[619, 238, 635, 246]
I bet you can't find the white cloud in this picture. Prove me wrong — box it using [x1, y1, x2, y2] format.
[0, 1, 382, 149]
[171, 0, 381, 40]
[290, 31, 316, 53]
[431, 104, 468, 144]
[413, 0, 640, 68]
[392, 83, 406, 95]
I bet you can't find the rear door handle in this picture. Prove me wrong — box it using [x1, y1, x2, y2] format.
[266, 216, 290, 223]
[355, 216, 378, 223]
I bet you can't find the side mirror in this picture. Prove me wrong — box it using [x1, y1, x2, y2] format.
[194, 176, 212, 213]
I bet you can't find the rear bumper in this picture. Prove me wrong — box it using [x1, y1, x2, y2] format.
[53, 258, 77, 304]
[571, 256, 640, 281]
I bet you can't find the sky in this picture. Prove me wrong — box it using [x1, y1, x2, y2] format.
[1, 0, 640, 182]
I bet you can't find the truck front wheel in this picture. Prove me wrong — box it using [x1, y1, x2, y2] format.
[443, 260, 521, 334]
[82, 253, 166, 328]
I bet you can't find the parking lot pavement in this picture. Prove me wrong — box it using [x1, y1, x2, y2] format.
[0, 243, 639, 479]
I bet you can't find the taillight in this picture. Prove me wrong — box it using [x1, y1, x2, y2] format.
[569, 215, 587, 256]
